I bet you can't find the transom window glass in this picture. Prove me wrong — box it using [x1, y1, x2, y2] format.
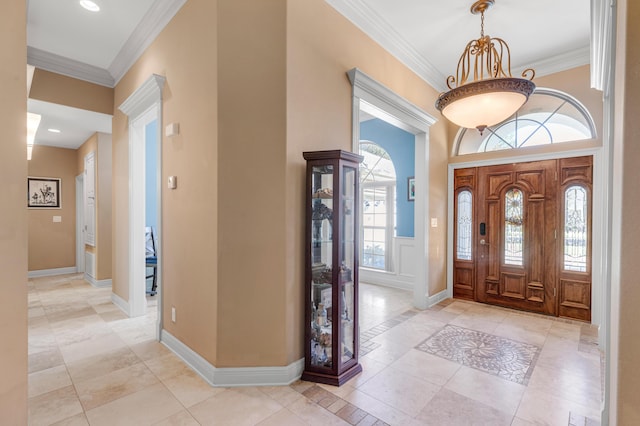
[456, 190, 473, 260]
[360, 141, 396, 271]
[455, 88, 597, 155]
[504, 188, 524, 266]
[564, 186, 588, 272]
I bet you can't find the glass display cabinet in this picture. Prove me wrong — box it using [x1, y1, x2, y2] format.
[302, 150, 363, 386]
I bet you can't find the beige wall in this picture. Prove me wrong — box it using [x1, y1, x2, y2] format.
[614, 0, 640, 422]
[286, 0, 450, 355]
[28, 146, 77, 271]
[113, 0, 219, 362]
[111, 0, 450, 368]
[216, 0, 288, 366]
[30, 69, 114, 115]
[0, 0, 27, 421]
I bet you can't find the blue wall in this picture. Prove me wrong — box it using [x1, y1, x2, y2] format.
[360, 118, 415, 237]
[145, 120, 158, 232]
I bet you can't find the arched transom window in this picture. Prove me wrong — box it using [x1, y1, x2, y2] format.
[455, 88, 597, 155]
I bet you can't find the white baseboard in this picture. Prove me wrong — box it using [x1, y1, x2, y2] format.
[84, 273, 112, 288]
[111, 292, 130, 316]
[28, 266, 78, 278]
[359, 269, 413, 291]
[161, 329, 304, 387]
[428, 289, 450, 307]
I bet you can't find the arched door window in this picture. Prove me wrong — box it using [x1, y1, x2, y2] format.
[455, 88, 597, 155]
[360, 141, 396, 270]
[564, 185, 588, 272]
[456, 190, 472, 260]
[504, 188, 524, 266]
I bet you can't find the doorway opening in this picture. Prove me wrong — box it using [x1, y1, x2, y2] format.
[118, 74, 165, 339]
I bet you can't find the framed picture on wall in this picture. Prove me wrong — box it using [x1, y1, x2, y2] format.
[408, 176, 415, 201]
[28, 177, 61, 208]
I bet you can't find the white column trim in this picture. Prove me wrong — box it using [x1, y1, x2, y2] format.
[118, 74, 165, 319]
[347, 67, 436, 310]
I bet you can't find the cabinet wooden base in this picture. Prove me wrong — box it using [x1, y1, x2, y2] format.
[301, 362, 362, 387]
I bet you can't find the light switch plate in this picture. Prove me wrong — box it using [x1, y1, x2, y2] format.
[168, 176, 177, 189]
[53, 216, 62, 223]
[430, 218, 438, 228]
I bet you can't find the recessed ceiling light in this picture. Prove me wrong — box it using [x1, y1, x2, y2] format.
[48, 128, 61, 133]
[80, 0, 100, 12]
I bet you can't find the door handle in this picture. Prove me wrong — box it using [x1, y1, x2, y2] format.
[480, 239, 490, 246]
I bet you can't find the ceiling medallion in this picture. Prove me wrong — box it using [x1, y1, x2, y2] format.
[435, 0, 535, 134]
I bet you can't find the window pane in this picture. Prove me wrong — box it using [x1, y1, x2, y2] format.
[456, 190, 473, 260]
[504, 189, 524, 266]
[564, 186, 588, 272]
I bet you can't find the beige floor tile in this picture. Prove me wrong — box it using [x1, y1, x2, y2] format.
[84, 382, 184, 426]
[287, 397, 351, 426]
[145, 353, 193, 381]
[342, 389, 413, 425]
[389, 349, 461, 386]
[162, 369, 223, 408]
[260, 385, 306, 407]
[152, 410, 201, 426]
[510, 417, 537, 426]
[492, 322, 548, 347]
[189, 387, 283, 426]
[444, 366, 526, 416]
[349, 356, 387, 388]
[415, 388, 513, 426]
[74, 362, 159, 411]
[59, 332, 128, 364]
[66, 346, 141, 383]
[29, 364, 72, 398]
[129, 339, 172, 361]
[362, 340, 412, 365]
[516, 388, 599, 425]
[358, 368, 440, 417]
[51, 413, 89, 426]
[449, 314, 501, 334]
[29, 385, 84, 426]
[29, 347, 65, 373]
[536, 342, 600, 376]
[318, 382, 357, 399]
[256, 407, 308, 426]
[527, 364, 602, 408]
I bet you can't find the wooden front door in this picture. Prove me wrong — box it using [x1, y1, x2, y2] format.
[453, 156, 592, 321]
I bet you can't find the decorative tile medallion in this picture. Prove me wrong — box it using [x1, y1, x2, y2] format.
[415, 325, 540, 385]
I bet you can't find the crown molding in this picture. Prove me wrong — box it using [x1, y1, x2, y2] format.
[328, 0, 591, 92]
[28, 0, 186, 88]
[513, 46, 591, 80]
[27, 46, 115, 87]
[109, 0, 188, 85]
[118, 74, 166, 117]
[326, 0, 447, 92]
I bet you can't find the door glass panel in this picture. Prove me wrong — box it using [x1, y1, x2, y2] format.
[341, 167, 356, 364]
[456, 190, 473, 260]
[504, 188, 524, 266]
[564, 186, 588, 272]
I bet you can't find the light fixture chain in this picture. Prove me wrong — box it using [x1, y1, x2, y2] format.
[480, 10, 485, 38]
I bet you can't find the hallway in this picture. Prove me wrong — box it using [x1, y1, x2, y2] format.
[28, 275, 602, 425]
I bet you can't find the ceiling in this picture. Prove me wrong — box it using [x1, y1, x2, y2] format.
[26, 0, 591, 149]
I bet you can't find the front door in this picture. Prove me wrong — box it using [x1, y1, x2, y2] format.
[453, 156, 592, 321]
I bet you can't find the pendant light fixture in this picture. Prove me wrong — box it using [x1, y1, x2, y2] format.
[435, 0, 535, 134]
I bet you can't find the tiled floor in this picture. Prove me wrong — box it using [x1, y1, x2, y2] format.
[28, 275, 602, 425]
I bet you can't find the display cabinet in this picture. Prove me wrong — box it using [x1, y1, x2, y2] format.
[302, 150, 363, 386]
